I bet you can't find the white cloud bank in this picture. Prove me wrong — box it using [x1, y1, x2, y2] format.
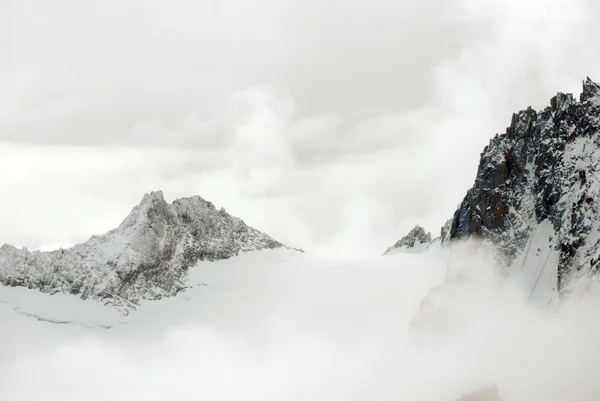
[2, 0, 600, 255]
[1, 246, 600, 400]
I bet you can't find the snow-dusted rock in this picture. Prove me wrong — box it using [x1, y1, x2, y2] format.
[0, 191, 295, 308]
[450, 77, 600, 293]
[384, 219, 453, 255]
[440, 218, 453, 247]
[383, 226, 432, 254]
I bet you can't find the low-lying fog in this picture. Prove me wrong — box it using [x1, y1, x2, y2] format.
[1, 243, 599, 401]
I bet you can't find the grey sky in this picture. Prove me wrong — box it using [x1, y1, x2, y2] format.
[2, 0, 600, 256]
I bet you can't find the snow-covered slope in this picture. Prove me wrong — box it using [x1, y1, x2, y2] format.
[0, 191, 295, 309]
[511, 220, 559, 308]
[450, 77, 600, 294]
[0, 247, 452, 400]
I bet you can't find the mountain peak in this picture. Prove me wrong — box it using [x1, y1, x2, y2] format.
[0, 191, 295, 310]
[383, 225, 432, 255]
[581, 76, 600, 102]
[383, 218, 456, 256]
[136, 190, 167, 210]
[118, 190, 170, 231]
[406, 225, 430, 241]
[142, 189, 165, 201]
[449, 76, 600, 294]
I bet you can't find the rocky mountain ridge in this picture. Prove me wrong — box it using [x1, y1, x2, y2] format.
[384, 219, 452, 254]
[449, 77, 600, 293]
[0, 191, 295, 309]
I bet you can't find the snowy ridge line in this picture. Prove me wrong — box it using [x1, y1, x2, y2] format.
[384, 219, 452, 255]
[0, 190, 297, 310]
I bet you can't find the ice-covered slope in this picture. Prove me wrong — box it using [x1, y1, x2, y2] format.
[510, 220, 559, 308]
[450, 77, 600, 294]
[0, 191, 293, 308]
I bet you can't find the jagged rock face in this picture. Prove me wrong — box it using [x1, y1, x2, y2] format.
[0, 191, 290, 308]
[384, 225, 432, 254]
[440, 218, 453, 247]
[384, 219, 453, 255]
[450, 77, 600, 290]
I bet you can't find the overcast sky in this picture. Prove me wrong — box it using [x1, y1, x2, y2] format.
[2, 0, 600, 256]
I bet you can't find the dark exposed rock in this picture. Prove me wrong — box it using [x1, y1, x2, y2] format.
[581, 76, 600, 102]
[449, 77, 600, 291]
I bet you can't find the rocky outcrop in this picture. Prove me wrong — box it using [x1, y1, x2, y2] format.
[384, 219, 454, 255]
[450, 77, 600, 291]
[440, 218, 453, 247]
[0, 191, 295, 309]
[384, 226, 432, 254]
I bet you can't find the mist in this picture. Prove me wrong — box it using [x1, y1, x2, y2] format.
[1, 244, 599, 401]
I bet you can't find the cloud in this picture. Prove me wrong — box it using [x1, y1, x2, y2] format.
[3, 0, 600, 255]
[0, 82, 446, 255]
[2, 245, 600, 400]
[2, 0, 466, 145]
